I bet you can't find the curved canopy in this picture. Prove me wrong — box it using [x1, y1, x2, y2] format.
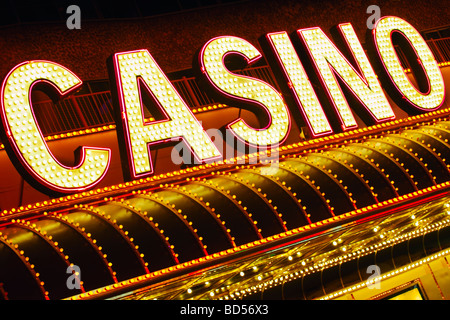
[1, 119, 450, 299]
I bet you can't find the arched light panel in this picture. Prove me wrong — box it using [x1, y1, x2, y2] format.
[1, 118, 450, 299]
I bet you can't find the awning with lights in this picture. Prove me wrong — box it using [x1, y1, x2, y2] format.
[1, 109, 450, 300]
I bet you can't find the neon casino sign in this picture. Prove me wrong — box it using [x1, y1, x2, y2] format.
[0, 16, 446, 195]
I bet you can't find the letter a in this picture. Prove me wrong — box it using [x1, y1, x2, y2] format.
[109, 49, 221, 180]
[66, 5, 81, 30]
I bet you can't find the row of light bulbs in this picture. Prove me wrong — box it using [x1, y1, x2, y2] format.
[213, 205, 450, 301]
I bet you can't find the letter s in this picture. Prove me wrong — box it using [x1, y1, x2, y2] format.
[199, 36, 291, 147]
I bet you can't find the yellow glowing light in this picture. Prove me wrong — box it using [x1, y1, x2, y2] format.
[299, 24, 395, 129]
[267, 31, 332, 137]
[1, 61, 111, 193]
[373, 16, 445, 110]
[200, 36, 290, 146]
[112, 50, 222, 178]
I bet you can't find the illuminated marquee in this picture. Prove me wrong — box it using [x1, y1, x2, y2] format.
[0, 16, 446, 195]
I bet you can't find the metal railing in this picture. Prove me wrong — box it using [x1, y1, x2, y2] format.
[428, 38, 450, 62]
[394, 37, 450, 69]
[34, 91, 115, 135]
[31, 37, 450, 136]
